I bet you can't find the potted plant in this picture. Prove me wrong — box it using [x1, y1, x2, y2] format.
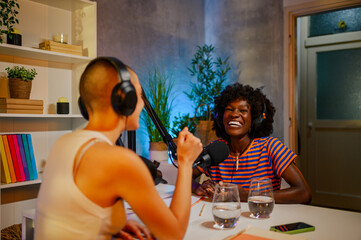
[6, 66, 37, 99]
[185, 44, 231, 145]
[0, 0, 21, 45]
[141, 66, 175, 161]
[186, 44, 231, 119]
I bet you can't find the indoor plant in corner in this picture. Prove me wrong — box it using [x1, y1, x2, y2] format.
[6, 66, 37, 99]
[185, 44, 231, 145]
[141, 66, 175, 162]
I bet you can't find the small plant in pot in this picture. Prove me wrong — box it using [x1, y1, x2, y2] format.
[6, 66, 37, 99]
[141, 65, 175, 161]
[0, 0, 21, 45]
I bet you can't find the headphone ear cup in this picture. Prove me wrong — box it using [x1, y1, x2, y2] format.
[215, 112, 223, 128]
[78, 97, 89, 120]
[111, 82, 137, 116]
[251, 101, 267, 135]
[251, 114, 264, 132]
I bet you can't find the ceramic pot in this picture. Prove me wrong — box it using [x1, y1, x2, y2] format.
[7, 33, 22, 46]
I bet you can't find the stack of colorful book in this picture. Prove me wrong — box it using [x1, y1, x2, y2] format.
[0, 134, 38, 184]
[0, 98, 44, 114]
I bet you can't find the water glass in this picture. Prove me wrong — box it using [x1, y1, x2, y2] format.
[212, 183, 241, 229]
[248, 177, 274, 218]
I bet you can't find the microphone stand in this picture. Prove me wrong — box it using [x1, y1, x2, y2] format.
[142, 89, 178, 161]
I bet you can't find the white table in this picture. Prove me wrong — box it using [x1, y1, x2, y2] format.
[25, 184, 361, 240]
[137, 184, 361, 240]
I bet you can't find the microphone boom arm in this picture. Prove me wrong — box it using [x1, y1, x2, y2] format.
[142, 89, 177, 160]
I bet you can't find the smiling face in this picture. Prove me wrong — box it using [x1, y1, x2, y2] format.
[222, 98, 252, 138]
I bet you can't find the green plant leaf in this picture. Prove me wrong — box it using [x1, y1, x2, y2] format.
[5, 66, 37, 81]
[142, 66, 176, 143]
[0, 0, 20, 41]
[185, 44, 231, 117]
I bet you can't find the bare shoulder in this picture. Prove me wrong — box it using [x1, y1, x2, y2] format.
[74, 141, 155, 205]
[86, 142, 145, 170]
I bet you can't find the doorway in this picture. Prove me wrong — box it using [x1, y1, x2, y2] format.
[297, 13, 361, 211]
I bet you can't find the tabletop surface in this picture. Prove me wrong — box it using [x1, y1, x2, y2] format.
[129, 184, 361, 240]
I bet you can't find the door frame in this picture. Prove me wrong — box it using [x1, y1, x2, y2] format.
[283, 0, 361, 152]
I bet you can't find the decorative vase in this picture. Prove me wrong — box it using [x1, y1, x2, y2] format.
[149, 141, 168, 162]
[57, 102, 69, 114]
[9, 78, 32, 99]
[195, 120, 218, 145]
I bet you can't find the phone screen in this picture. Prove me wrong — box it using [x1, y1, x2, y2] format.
[270, 222, 315, 233]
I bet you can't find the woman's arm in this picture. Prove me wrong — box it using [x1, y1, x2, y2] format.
[273, 161, 312, 204]
[235, 162, 311, 203]
[116, 128, 202, 240]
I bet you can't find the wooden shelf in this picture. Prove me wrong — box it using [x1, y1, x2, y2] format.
[30, 0, 95, 11]
[0, 44, 92, 63]
[1, 179, 41, 189]
[0, 0, 96, 229]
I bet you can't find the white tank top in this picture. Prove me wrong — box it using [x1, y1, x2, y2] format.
[35, 130, 125, 240]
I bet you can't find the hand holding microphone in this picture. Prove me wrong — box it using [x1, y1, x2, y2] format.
[176, 127, 203, 167]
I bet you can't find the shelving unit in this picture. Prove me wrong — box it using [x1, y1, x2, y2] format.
[0, 0, 96, 230]
[1, 179, 42, 189]
[0, 43, 93, 63]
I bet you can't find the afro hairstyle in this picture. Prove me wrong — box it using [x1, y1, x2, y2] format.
[212, 83, 275, 142]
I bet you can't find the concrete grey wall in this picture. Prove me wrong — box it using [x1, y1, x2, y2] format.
[205, 0, 284, 139]
[97, 0, 284, 156]
[97, 0, 205, 157]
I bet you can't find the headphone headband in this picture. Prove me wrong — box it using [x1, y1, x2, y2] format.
[78, 57, 137, 120]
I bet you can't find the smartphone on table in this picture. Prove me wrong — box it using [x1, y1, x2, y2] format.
[270, 222, 315, 234]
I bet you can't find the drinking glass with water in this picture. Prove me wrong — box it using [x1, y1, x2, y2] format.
[247, 177, 275, 218]
[212, 183, 241, 229]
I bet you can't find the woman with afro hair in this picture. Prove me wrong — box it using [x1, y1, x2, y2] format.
[192, 83, 311, 204]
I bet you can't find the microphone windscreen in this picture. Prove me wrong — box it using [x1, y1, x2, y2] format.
[207, 141, 230, 166]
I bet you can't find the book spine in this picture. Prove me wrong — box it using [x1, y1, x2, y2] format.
[0, 136, 11, 184]
[12, 135, 26, 181]
[1, 135, 16, 182]
[27, 134, 38, 180]
[22, 134, 34, 180]
[7, 135, 21, 182]
[17, 134, 30, 181]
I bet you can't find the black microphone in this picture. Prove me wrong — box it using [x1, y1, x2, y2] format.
[193, 141, 230, 169]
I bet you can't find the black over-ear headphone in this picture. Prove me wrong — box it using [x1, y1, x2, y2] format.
[251, 101, 266, 133]
[78, 57, 137, 120]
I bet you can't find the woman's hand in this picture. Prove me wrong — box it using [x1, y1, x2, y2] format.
[176, 127, 203, 167]
[114, 220, 154, 240]
[194, 179, 216, 199]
